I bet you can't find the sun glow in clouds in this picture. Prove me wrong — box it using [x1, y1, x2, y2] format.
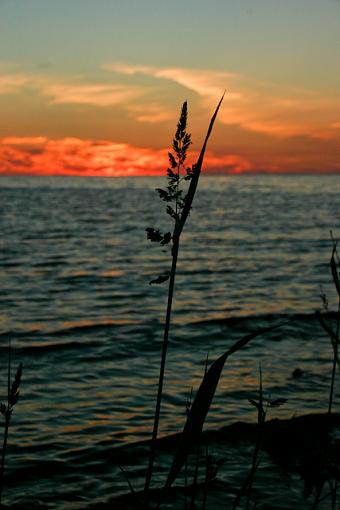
[0, 0, 340, 176]
[1, 63, 340, 175]
[0, 136, 254, 176]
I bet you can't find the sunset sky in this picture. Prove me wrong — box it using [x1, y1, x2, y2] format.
[1, 0, 340, 176]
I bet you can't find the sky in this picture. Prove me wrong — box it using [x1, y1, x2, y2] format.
[0, 0, 340, 176]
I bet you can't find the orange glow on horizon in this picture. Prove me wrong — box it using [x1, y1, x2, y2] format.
[0, 135, 339, 177]
[0, 136, 254, 177]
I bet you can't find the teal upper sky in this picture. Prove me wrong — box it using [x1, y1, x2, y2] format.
[1, 0, 339, 91]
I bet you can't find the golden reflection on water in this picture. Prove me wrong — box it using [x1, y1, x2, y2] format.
[58, 317, 138, 330]
[100, 270, 124, 277]
[59, 269, 93, 277]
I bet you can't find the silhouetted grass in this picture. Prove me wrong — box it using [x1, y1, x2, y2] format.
[141, 98, 340, 509]
[1, 103, 340, 510]
[327, 234, 340, 415]
[142, 99, 298, 510]
[163, 322, 289, 493]
[0, 342, 22, 505]
[314, 234, 340, 509]
[317, 238, 340, 412]
[144, 95, 224, 495]
[233, 367, 287, 509]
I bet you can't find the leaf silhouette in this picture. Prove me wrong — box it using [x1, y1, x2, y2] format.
[160, 232, 172, 246]
[144, 96, 224, 492]
[330, 246, 340, 297]
[156, 188, 172, 202]
[146, 228, 163, 243]
[9, 362, 22, 408]
[269, 398, 287, 407]
[316, 311, 340, 370]
[175, 92, 225, 239]
[149, 273, 170, 285]
[248, 398, 260, 410]
[166, 206, 178, 221]
[168, 152, 177, 169]
[316, 311, 337, 343]
[164, 320, 288, 490]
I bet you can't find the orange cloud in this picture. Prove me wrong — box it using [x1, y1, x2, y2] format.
[0, 136, 253, 176]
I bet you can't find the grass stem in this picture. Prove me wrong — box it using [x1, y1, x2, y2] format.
[144, 96, 224, 497]
[0, 344, 22, 505]
[328, 302, 340, 414]
[144, 239, 179, 492]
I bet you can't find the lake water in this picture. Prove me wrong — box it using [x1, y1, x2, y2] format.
[0, 174, 340, 509]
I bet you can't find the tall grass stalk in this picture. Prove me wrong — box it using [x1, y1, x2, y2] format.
[312, 482, 340, 509]
[144, 95, 224, 493]
[326, 235, 340, 508]
[201, 448, 219, 510]
[188, 445, 200, 510]
[328, 238, 340, 414]
[0, 343, 22, 505]
[232, 366, 265, 510]
[201, 448, 210, 510]
[244, 365, 265, 510]
[317, 235, 340, 415]
[232, 369, 286, 510]
[164, 321, 289, 492]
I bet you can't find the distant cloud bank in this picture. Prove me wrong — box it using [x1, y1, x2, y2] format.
[0, 136, 254, 176]
[1, 62, 340, 175]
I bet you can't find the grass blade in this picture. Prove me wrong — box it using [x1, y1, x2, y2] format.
[164, 320, 289, 490]
[316, 311, 340, 370]
[331, 246, 340, 297]
[144, 96, 224, 494]
[316, 311, 338, 344]
[176, 92, 225, 239]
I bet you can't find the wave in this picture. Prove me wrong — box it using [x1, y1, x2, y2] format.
[1, 312, 332, 357]
[47, 319, 141, 337]
[0, 319, 141, 339]
[190, 311, 324, 326]
[5, 412, 340, 510]
[10, 411, 340, 478]
[0, 319, 143, 354]
[18, 339, 102, 354]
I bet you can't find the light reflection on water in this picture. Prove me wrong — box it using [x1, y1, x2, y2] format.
[0, 174, 340, 508]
